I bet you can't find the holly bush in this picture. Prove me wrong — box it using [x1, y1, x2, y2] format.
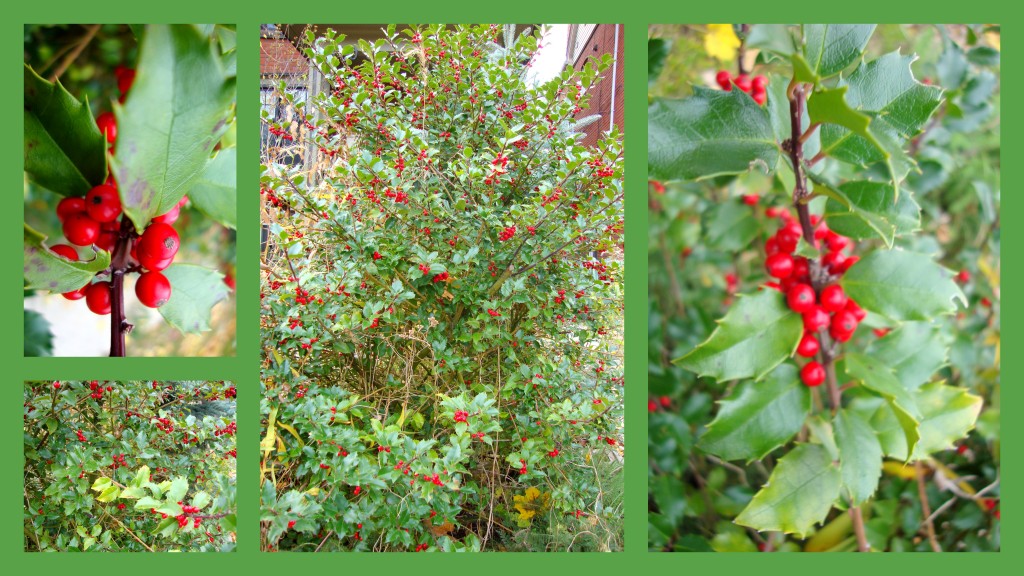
[260, 24, 624, 552]
[23, 24, 237, 357]
[648, 24, 999, 552]
[24, 380, 238, 552]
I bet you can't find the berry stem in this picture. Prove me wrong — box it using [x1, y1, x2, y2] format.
[788, 77, 869, 551]
[109, 218, 135, 357]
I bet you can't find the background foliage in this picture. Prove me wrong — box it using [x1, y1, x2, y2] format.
[23, 380, 237, 552]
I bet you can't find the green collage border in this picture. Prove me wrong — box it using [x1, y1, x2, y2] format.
[4, 2, 1011, 572]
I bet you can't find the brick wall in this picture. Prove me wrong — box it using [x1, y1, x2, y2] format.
[570, 24, 625, 147]
[260, 38, 306, 76]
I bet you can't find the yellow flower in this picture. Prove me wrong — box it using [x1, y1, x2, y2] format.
[704, 25, 740, 62]
[513, 487, 551, 525]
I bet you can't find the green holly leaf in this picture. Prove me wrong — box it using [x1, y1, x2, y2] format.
[865, 322, 950, 390]
[24, 224, 111, 294]
[675, 289, 803, 382]
[165, 476, 189, 503]
[745, 24, 797, 57]
[834, 409, 883, 506]
[154, 517, 179, 537]
[844, 352, 920, 457]
[133, 496, 162, 510]
[801, 24, 876, 80]
[91, 477, 112, 492]
[119, 486, 147, 499]
[821, 180, 921, 247]
[702, 200, 761, 252]
[191, 491, 212, 510]
[130, 466, 151, 488]
[807, 85, 876, 148]
[110, 24, 235, 230]
[158, 265, 230, 334]
[96, 486, 121, 503]
[188, 147, 237, 229]
[697, 364, 810, 462]
[911, 381, 983, 460]
[819, 52, 942, 188]
[648, 38, 671, 86]
[840, 250, 966, 322]
[648, 87, 779, 181]
[735, 444, 841, 537]
[24, 310, 54, 357]
[23, 64, 106, 197]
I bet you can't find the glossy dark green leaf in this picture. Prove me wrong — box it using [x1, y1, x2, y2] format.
[675, 289, 803, 382]
[698, 364, 810, 462]
[649, 87, 779, 181]
[818, 52, 942, 186]
[23, 65, 106, 197]
[110, 25, 235, 230]
[834, 409, 882, 505]
[648, 38, 671, 85]
[735, 444, 841, 537]
[802, 25, 875, 79]
[24, 309, 54, 357]
[840, 250, 966, 322]
[822, 180, 921, 247]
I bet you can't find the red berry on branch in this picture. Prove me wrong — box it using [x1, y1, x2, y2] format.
[715, 70, 732, 90]
[96, 112, 117, 144]
[56, 197, 87, 221]
[741, 194, 759, 206]
[829, 309, 859, 342]
[819, 285, 848, 312]
[735, 74, 752, 93]
[138, 222, 180, 260]
[801, 362, 826, 387]
[786, 283, 816, 313]
[802, 306, 831, 333]
[845, 299, 867, 322]
[85, 282, 112, 315]
[63, 213, 101, 246]
[796, 332, 820, 357]
[752, 90, 767, 105]
[136, 271, 172, 308]
[751, 75, 768, 91]
[765, 253, 794, 278]
[85, 184, 122, 223]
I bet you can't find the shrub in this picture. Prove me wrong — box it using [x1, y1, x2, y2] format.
[259, 24, 624, 551]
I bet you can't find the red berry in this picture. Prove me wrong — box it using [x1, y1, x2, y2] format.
[152, 206, 180, 225]
[85, 282, 112, 315]
[135, 271, 172, 308]
[801, 362, 826, 387]
[786, 283, 816, 313]
[765, 253, 794, 278]
[791, 257, 810, 280]
[775, 230, 799, 253]
[85, 184, 122, 223]
[819, 285, 848, 312]
[822, 250, 848, 273]
[825, 232, 850, 253]
[802, 306, 831, 332]
[742, 194, 759, 205]
[751, 75, 768, 91]
[715, 70, 732, 90]
[735, 74, 752, 93]
[137, 222, 180, 261]
[829, 309, 859, 342]
[96, 112, 117, 144]
[796, 333, 820, 357]
[752, 89, 767, 105]
[50, 244, 78, 261]
[63, 213, 100, 246]
[845, 299, 867, 321]
[957, 269, 970, 283]
[56, 197, 86, 221]
[765, 237, 780, 256]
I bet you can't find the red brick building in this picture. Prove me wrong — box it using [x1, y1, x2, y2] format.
[567, 24, 625, 147]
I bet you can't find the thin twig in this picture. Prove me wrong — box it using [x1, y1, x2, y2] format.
[50, 25, 101, 81]
[916, 461, 942, 552]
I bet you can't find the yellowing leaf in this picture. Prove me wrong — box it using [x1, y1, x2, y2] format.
[704, 25, 740, 62]
[261, 406, 279, 461]
[276, 420, 304, 448]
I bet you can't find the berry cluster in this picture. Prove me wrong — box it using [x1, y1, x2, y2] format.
[762, 210, 866, 387]
[453, 410, 468, 423]
[110, 453, 127, 469]
[715, 70, 768, 105]
[86, 380, 113, 400]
